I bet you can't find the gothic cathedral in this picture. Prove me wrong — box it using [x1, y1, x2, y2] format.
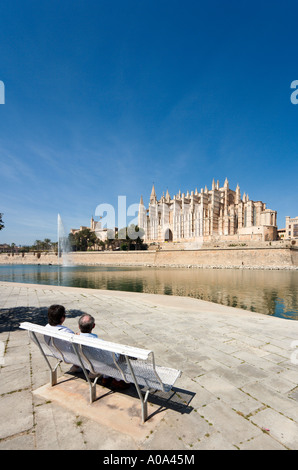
[138, 179, 277, 244]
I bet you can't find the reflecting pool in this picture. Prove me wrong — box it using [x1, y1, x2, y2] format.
[0, 264, 298, 320]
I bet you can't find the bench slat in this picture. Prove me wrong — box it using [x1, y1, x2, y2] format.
[20, 322, 152, 360]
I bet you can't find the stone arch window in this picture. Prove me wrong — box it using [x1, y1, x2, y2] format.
[164, 228, 173, 241]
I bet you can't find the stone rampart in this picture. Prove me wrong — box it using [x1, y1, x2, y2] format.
[0, 247, 297, 269]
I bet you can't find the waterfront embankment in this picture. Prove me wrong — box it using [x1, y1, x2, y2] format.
[0, 245, 297, 269]
[1, 281, 298, 450]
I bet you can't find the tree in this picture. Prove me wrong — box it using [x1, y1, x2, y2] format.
[68, 228, 100, 251]
[116, 224, 146, 251]
[68, 232, 78, 251]
[0, 213, 4, 231]
[31, 238, 55, 251]
[33, 240, 43, 251]
[43, 238, 52, 250]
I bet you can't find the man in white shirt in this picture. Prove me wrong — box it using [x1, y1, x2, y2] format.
[45, 304, 78, 371]
[78, 313, 129, 389]
[45, 304, 74, 334]
[78, 313, 98, 338]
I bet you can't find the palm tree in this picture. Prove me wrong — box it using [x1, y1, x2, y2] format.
[34, 240, 42, 251]
[44, 238, 52, 250]
[0, 213, 4, 231]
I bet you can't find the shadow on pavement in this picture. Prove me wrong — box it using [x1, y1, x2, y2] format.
[67, 369, 195, 419]
[0, 306, 84, 332]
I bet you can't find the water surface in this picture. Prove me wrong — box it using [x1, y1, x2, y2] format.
[1, 264, 298, 320]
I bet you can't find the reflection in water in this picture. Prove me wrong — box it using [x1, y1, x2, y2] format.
[0, 264, 298, 320]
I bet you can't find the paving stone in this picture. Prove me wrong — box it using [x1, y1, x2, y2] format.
[0, 390, 33, 440]
[249, 408, 298, 449]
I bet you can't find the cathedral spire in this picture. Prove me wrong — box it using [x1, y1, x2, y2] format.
[150, 184, 157, 203]
[165, 189, 171, 202]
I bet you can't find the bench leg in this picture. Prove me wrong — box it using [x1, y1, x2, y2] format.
[141, 389, 150, 423]
[89, 382, 96, 403]
[71, 343, 100, 404]
[125, 356, 150, 423]
[32, 332, 61, 386]
[50, 367, 58, 386]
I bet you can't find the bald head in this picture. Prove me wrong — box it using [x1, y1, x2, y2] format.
[78, 314, 95, 333]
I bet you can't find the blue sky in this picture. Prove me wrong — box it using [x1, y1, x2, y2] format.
[0, 0, 297, 245]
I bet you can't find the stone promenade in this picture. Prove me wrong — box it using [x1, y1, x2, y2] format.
[1, 281, 298, 450]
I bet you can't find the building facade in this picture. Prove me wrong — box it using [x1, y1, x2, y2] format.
[138, 179, 277, 244]
[70, 217, 109, 242]
[285, 216, 298, 240]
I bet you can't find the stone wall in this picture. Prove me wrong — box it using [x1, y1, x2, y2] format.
[0, 252, 59, 265]
[0, 247, 297, 269]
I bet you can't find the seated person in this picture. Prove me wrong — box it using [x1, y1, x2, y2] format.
[46, 304, 74, 333]
[78, 313, 129, 390]
[45, 304, 77, 368]
[78, 313, 98, 338]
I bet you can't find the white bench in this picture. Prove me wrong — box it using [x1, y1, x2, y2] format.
[20, 322, 182, 423]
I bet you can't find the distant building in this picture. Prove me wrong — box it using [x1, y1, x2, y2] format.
[277, 228, 286, 240]
[90, 216, 109, 241]
[70, 217, 116, 242]
[0, 244, 11, 252]
[138, 178, 277, 244]
[285, 216, 298, 240]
